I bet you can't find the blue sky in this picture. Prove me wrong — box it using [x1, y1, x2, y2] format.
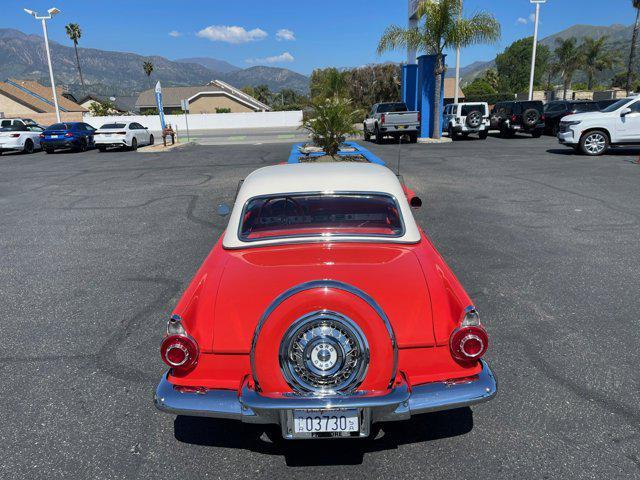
[2, 0, 636, 74]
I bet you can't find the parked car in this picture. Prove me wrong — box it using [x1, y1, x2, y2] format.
[443, 102, 490, 140]
[543, 100, 599, 136]
[364, 102, 420, 143]
[40, 122, 96, 153]
[154, 163, 497, 440]
[596, 99, 620, 111]
[0, 123, 44, 155]
[490, 100, 545, 138]
[0, 118, 41, 129]
[94, 122, 154, 151]
[558, 95, 640, 156]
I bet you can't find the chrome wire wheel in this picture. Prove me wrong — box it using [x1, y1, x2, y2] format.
[583, 132, 607, 155]
[279, 311, 369, 395]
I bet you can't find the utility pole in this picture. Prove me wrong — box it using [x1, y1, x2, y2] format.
[528, 0, 546, 101]
[454, 0, 462, 104]
[24, 7, 62, 123]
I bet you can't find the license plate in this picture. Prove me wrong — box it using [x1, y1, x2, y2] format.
[50, 135, 59, 138]
[398, 125, 406, 129]
[293, 409, 359, 434]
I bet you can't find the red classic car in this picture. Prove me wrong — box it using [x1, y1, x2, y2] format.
[155, 162, 497, 439]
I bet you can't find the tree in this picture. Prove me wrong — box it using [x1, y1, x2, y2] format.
[463, 78, 495, 97]
[554, 38, 584, 100]
[309, 68, 348, 99]
[303, 97, 362, 156]
[252, 84, 272, 105]
[377, 0, 500, 139]
[483, 69, 499, 91]
[627, 0, 640, 95]
[143, 61, 154, 88]
[88, 99, 115, 116]
[495, 37, 550, 93]
[582, 36, 615, 90]
[65, 23, 85, 90]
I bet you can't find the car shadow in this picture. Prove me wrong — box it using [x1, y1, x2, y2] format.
[547, 147, 640, 157]
[174, 407, 473, 465]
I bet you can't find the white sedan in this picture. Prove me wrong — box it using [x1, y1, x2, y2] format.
[94, 122, 154, 151]
[0, 124, 44, 155]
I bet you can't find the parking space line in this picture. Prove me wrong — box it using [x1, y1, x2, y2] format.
[228, 136, 247, 140]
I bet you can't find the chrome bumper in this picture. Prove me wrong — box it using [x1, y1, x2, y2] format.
[154, 360, 497, 435]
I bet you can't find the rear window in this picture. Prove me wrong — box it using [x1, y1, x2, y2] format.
[100, 123, 126, 129]
[0, 125, 27, 131]
[461, 105, 487, 116]
[377, 103, 408, 113]
[570, 102, 598, 112]
[240, 193, 404, 241]
[47, 123, 70, 131]
[515, 101, 543, 113]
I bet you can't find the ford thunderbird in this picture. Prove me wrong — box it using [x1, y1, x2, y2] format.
[154, 162, 497, 439]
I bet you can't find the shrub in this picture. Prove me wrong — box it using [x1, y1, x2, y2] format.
[302, 97, 362, 156]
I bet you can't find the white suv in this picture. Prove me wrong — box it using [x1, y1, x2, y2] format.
[443, 102, 490, 140]
[558, 95, 640, 155]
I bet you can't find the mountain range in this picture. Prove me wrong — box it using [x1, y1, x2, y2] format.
[450, 23, 635, 85]
[0, 28, 310, 97]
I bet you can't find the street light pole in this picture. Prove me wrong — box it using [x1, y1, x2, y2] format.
[454, 0, 462, 104]
[528, 0, 546, 101]
[24, 7, 61, 123]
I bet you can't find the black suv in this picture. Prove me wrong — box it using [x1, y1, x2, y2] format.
[543, 100, 599, 135]
[490, 101, 545, 138]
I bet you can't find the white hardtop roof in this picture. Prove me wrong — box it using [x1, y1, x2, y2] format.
[222, 162, 421, 249]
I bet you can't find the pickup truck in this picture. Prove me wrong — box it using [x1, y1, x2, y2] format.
[364, 102, 420, 144]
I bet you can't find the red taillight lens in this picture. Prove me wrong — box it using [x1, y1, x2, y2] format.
[417, 112, 421, 123]
[450, 326, 488, 363]
[511, 115, 517, 122]
[64, 132, 73, 137]
[381, 114, 386, 125]
[10, 133, 20, 138]
[116, 131, 126, 135]
[161, 334, 199, 373]
[541, 114, 545, 121]
[39, 134, 45, 138]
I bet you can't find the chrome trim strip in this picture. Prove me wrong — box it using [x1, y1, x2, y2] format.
[249, 280, 398, 391]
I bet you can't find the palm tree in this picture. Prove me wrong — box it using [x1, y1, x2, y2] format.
[554, 38, 583, 100]
[582, 37, 615, 90]
[627, 0, 640, 95]
[143, 61, 154, 89]
[377, 0, 500, 139]
[65, 23, 85, 90]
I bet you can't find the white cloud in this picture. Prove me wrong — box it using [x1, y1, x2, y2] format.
[276, 29, 296, 41]
[517, 13, 538, 25]
[246, 52, 295, 64]
[168, 30, 182, 37]
[196, 25, 267, 44]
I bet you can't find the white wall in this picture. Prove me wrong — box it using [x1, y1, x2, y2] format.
[83, 110, 303, 132]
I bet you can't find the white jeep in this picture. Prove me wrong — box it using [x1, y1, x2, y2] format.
[443, 102, 490, 140]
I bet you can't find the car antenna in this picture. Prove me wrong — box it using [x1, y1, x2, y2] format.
[396, 134, 402, 176]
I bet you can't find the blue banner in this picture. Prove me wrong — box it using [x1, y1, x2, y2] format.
[155, 81, 166, 130]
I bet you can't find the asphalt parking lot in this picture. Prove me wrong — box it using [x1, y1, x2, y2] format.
[1, 135, 639, 479]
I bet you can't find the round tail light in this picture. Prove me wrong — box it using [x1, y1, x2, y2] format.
[161, 334, 199, 373]
[450, 326, 488, 363]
